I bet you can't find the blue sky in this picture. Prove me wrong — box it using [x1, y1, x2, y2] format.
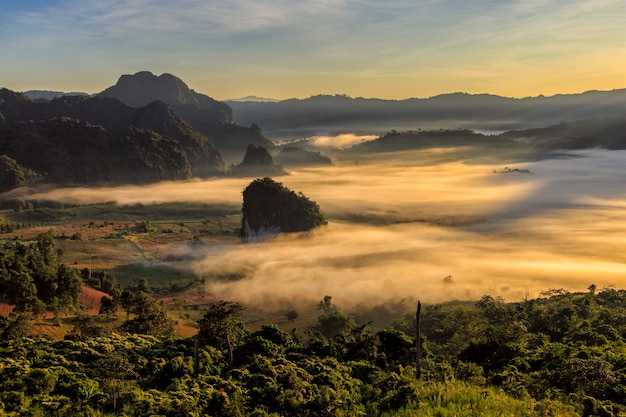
[1, 0, 625, 99]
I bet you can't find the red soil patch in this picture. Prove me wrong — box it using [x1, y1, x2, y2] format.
[0, 287, 107, 317]
[79, 286, 109, 314]
[0, 298, 14, 315]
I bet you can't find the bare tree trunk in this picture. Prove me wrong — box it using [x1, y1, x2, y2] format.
[416, 301, 422, 379]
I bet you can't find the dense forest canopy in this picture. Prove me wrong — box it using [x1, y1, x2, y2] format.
[0, 230, 82, 314]
[1, 235, 626, 417]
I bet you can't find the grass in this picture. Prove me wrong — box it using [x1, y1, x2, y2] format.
[110, 263, 196, 292]
[6, 201, 240, 223]
[379, 380, 580, 417]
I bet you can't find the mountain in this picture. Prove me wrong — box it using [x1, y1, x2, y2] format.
[225, 95, 279, 103]
[0, 118, 192, 187]
[499, 115, 626, 151]
[345, 129, 522, 154]
[228, 144, 287, 177]
[0, 89, 224, 175]
[0, 88, 223, 189]
[226, 90, 626, 139]
[98, 71, 276, 155]
[99, 71, 233, 119]
[0, 155, 39, 192]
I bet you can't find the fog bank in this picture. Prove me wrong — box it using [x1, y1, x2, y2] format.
[16, 148, 626, 307]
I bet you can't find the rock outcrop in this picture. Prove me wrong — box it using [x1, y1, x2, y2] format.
[240, 177, 326, 239]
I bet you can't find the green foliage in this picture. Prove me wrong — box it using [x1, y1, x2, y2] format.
[198, 300, 246, 369]
[240, 177, 327, 238]
[119, 291, 175, 336]
[0, 154, 38, 192]
[1, 289, 626, 415]
[0, 231, 82, 313]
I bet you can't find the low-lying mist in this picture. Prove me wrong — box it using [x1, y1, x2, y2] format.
[14, 148, 626, 310]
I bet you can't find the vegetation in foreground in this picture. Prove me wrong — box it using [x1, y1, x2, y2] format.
[1, 207, 626, 416]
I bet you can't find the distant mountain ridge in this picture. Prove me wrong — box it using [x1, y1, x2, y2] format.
[226, 90, 626, 139]
[23, 90, 90, 101]
[225, 96, 279, 103]
[499, 115, 626, 151]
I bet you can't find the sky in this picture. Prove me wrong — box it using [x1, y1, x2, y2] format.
[1, 0, 626, 100]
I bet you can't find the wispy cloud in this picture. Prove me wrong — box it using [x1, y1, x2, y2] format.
[12, 0, 348, 36]
[2, 0, 625, 97]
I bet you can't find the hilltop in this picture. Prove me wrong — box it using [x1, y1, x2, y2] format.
[98, 71, 276, 155]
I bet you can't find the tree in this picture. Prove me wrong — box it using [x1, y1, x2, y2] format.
[286, 309, 299, 321]
[317, 295, 333, 313]
[99, 295, 117, 316]
[197, 300, 246, 369]
[313, 310, 356, 338]
[117, 289, 136, 319]
[120, 292, 174, 336]
[95, 352, 138, 412]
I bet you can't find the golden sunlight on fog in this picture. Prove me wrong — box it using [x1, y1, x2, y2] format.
[305, 134, 378, 149]
[19, 148, 626, 307]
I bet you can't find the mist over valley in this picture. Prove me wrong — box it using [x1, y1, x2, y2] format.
[3, 71, 626, 314]
[11, 145, 626, 311]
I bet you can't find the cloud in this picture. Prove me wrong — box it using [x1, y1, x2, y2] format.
[11, 0, 347, 36]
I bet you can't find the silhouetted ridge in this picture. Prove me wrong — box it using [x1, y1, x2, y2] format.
[226, 89, 626, 139]
[97, 71, 275, 155]
[499, 115, 626, 150]
[229, 145, 287, 177]
[99, 71, 233, 119]
[0, 88, 225, 187]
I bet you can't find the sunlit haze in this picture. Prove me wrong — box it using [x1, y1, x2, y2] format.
[12, 148, 626, 308]
[1, 0, 626, 99]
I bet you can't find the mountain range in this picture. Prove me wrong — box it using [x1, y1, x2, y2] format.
[3, 71, 626, 192]
[226, 90, 626, 139]
[0, 72, 277, 191]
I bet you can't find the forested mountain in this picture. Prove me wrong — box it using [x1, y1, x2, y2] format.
[0, 118, 192, 188]
[340, 118, 626, 160]
[98, 71, 276, 155]
[499, 115, 626, 150]
[0, 88, 222, 190]
[346, 129, 521, 154]
[226, 90, 626, 138]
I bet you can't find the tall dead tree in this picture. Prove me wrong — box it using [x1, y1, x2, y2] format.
[416, 301, 422, 379]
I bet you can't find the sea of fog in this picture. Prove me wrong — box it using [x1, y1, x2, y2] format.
[15, 147, 626, 308]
